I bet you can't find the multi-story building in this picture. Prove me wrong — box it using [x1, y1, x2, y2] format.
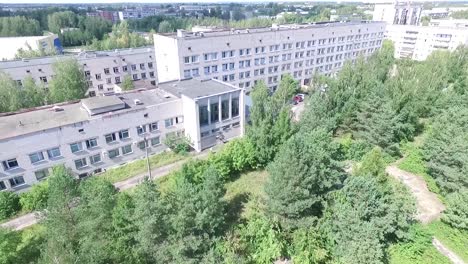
[0, 34, 63, 61]
[86, 10, 120, 23]
[118, 8, 158, 21]
[373, 2, 422, 26]
[385, 24, 468, 60]
[0, 47, 157, 97]
[154, 21, 386, 91]
[0, 78, 245, 192]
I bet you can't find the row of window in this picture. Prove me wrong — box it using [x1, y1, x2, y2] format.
[199, 98, 240, 127]
[0, 176, 25, 190]
[182, 35, 384, 65]
[92, 62, 154, 76]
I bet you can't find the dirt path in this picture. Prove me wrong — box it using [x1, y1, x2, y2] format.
[385, 165, 445, 224]
[1, 150, 212, 231]
[433, 238, 467, 264]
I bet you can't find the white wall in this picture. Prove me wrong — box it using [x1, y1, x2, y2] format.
[154, 34, 182, 83]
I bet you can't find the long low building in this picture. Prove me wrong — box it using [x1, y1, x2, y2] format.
[0, 78, 245, 192]
[0, 34, 63, 61]
[0, 47, 157, 97]
[154, 21, 386, 91]
[385, 24, 468, 60]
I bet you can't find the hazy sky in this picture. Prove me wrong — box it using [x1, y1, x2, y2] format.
[0, 0, 459, 3]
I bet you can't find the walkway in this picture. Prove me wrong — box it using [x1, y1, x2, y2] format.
[1, 150, 212, 231]
[385, 165, 445, 224]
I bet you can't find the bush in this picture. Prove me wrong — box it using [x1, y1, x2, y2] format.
[164, 134, 191, 154]
[442, 189, 468, 230]
[19, 181, 49, 212]
[339, 134, 372, 161]
[0, 191, 21, 221]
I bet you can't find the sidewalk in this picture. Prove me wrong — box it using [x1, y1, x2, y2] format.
[1, 149, 212, 231]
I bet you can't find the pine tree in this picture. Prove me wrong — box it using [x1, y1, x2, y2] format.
[265, 129, 343, 229]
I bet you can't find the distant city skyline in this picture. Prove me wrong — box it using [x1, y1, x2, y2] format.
[0, 0, 464, 4]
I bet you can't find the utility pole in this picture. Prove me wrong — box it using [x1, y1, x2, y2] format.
[144, 136, 152, 181]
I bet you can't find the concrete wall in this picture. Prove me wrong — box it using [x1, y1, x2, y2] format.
[154, 34, 182, 83]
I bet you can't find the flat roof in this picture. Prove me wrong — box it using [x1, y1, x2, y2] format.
[0, 87, 178, 140]
[0, 46, 154, 69]
[160, 21, 385, 40]
[159, 78, 240, 99]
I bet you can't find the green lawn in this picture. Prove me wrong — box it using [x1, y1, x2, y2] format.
[398, 142, 443, 198]
[100, 151, 186, 183]
[389, 242, 451, 264]
[428, 221, 468, 262]
[224, 170, 269, 221]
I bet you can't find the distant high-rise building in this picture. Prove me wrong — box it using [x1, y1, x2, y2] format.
[373, 2, 422, 26]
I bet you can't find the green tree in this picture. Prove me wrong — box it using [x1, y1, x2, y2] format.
[324, 176, 414, 264]
[0, 228, 22, 264]
[0, 16, 41, 37]
[265, 129, 343, 229]
[442, 189, 468, 230]
[0, 73, 22, 113]
[48, 59, 87, 103]
[133, 180, 170, 262]
[121, 74, 134, 91]
[47, 11, 77, 34]
[289, 227, 331, 264]
[167, 166, 226, 261]
[0, 191, 20, 221]
[19, 180, 49, 211]
[110, 193, 140, 263]
[40, 165, 80, 264]
[76, 177, 117, 264]
[158, 20, 173, 33]
[21, 76, 48, 107]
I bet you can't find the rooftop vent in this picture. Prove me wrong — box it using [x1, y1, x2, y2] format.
[134, 99, 143, 105]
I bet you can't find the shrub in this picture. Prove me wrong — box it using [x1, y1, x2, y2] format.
[442, 189, 468, 230]
[19, 181, 49, 212]
[0, 191, 21, 220]
[164, 134, 191, 154]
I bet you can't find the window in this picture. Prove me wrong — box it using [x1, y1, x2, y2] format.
[148, 62, 153, 69]
[141, 73, 146, 79]
[95, 73, 102, 80]
[131, 64, 137, 71]
[118, 129, 129, 139]
[137, 141, 148, 150]
[35, 169, 49, 180]
[165, 118, 174, 128]
[106, 78, 112, 84]
[184, 56, 190, 64]
[150, 122, 159, 131]
[29, 152, 45, 164]
[122, 65, 128, 72]
[140, 63, 145, 70]
[75, 158, 87, 169]
[210, 102, 219, 123]
[9, 176, 25, 187]
[137, 125, 147, 135]
[199, 105, 209, 126]
[104, 68, 110, 74]
[232, 98, 239, 117]
[176, 116, 183, 124]
[2, 158, 19, 170]
[115, 76, 121, 83]
[108, 148, 120, 158]
[47, 147, 61, 158]
[89, 154, 102, 165]
[133, 74, 139, 80]
[85, 138, 98, 149]
[0, 181, 5, 190]
[105, 133, 117, 143]
[113, 67, 119, 73]
[98, 84, 104, 90]
[221, 100, 229, 120]
[122, 144, 133, 155]
[151, 137, 160, 146]
[40, 76, 48, 83]
[70, 142, 83, 153]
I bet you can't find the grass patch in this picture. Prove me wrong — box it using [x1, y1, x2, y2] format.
[398, 142, 443, 198]
[100, 151, 186, 183]
[389, 223, 451, 264]
[427, 221, 468, 262]
[224, 170, 269, 221]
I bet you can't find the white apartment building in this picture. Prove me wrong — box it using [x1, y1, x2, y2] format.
[0, 78, 245, 192]
[118, 9, 158, 21]
[385, 24, 468, 60]
[154, 21, 386, 91]
[0, 47, 157, 97]
[373, 3, 422, 26]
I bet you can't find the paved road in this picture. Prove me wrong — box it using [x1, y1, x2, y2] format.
[1, 150, 212, 231]
[385, 164, 445, 224]
[291, 102, 305, 121]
